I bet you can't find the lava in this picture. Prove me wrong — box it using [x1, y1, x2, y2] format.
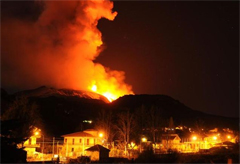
[1, 0, 133, 100]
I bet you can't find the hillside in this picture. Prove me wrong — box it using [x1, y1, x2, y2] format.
[1, 87, 238, 136]
[111, 95, 239, 130]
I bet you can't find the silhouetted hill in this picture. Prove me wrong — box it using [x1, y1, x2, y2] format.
[1, 87, 238, 136]
[111, 94, 239, 130]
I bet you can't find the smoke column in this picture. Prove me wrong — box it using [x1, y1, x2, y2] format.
[1, 0, 133, 100]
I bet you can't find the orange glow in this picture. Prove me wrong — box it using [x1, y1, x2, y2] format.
[89, 79, 133, 102]
[192, 136, 197, 141]
[91, 85, 97, 92]
[1, 0, 134, 99]
[227, 135, 231, 139]
[141, 137, 147, 142]
[131, 142, 135, 147]
[213, 136, 217, 140]
[99, 133, 103, 138]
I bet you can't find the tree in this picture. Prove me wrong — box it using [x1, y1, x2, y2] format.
[1, 119, 27, 163]
[95, 108, 114, 142]
[168, 117, 175, 133]
[115, 109, 135, 146]
[1, 96, 42, 143]
[147, 106, 162, 144]
[135, 105, 162, 143]
[194, 118, 205, 139]
[134, 105, 147, 134]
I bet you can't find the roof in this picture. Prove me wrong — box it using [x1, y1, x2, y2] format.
[161, 134, 181, 140]
[61, 131, 94, 137]
[85, 144, 110, 152]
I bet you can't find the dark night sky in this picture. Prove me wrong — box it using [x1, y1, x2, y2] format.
[1, 1, 239, 118]
[96, 1, 239, 117]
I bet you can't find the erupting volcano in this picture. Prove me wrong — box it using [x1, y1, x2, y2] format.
[1, 0, 133, 101]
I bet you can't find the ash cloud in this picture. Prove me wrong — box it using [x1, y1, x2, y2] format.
[1, 0, 133, 97]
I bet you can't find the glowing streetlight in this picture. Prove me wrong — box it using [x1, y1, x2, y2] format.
[141, 137, 147, 142]
[192, 136, 197, 141]
[99, 133, 104, 138]
[213, 136, 217, 140]
[35, 130, 44, 161]
[140, 137, 147, 153]
[131, 142, 135, 147]
[35, 131, 39, 136]
[227, 135, 231, 139]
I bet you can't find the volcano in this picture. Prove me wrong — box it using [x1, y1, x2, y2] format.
[14, 86, 110, 103]
[1, 86, 238, 136]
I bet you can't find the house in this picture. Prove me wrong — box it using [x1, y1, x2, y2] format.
[17, 136, 40, 161]
[161, 134, 181, 150]
[85, 144, 110, 162]
[61, 129, 104, 158]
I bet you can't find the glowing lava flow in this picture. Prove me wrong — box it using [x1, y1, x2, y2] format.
[90, 84, 118, 102]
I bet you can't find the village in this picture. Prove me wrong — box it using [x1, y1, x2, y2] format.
[21, 123, 239, 163]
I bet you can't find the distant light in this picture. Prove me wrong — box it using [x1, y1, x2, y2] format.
[141, 137, 147, 142]
[53, 154, 58, 158]
[213, 136, 217, 140]
[83, 120, 92, 124]
[227, 135, 231, 139]
[99, 133, 103, 138]
[35, 131, 39, 136]
[192, 136, 197, 141]
[131, 142, 135, 147]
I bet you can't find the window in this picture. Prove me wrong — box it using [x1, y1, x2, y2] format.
[79, 138, 82, 143]
[72, 138, 75, 145]
[65, 139, 67, 143]
[29, 138, 32, 145]
[72, 148, 74, 152]
[87, 139, 89, 145]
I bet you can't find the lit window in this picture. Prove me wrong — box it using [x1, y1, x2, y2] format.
[79, 139, 82, 143]
[65, 139, 67, 143]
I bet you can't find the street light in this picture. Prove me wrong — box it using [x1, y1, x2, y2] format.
[35, 131, 44, 161]
[99, 133, 104, 138]
[141, 137, 147, 142]
[131, 142, 135, 148]
[140, 137, 147, 153]
[192, 136, 197, 141]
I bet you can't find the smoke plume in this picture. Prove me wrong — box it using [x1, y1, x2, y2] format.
[1, 0, 133, 100]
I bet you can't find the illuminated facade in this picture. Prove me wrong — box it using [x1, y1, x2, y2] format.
[61, 129, 104, 158]
[18, 136, 40, 161]
[161, 134, 181, 150]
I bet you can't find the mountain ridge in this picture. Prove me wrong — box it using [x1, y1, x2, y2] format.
[1, 86, 238, 136]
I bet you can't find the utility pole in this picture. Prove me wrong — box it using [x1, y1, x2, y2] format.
[57, 141, 59, 155]
[42, 135, 44, 161]
[53, 137, 55, 157]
